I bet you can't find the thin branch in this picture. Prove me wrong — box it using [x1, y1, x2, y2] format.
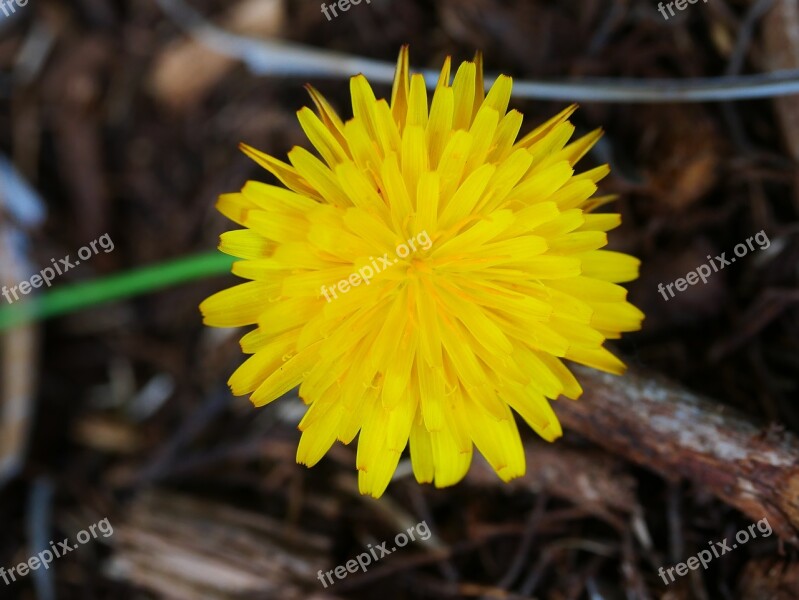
[157, 0, 799, 103]
[555, 366, 799, 545]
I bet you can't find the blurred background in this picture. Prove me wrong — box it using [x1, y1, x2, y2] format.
[1, 0, 799, 598]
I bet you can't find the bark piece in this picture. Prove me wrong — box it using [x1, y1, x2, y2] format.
[467, 442, 639, 523]
[554, 365, 799, 544]
[737, 557, 799, 599]
[107, 491, 341, 599]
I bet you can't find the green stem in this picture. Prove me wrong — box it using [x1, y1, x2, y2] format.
[0, 251, 234, 332]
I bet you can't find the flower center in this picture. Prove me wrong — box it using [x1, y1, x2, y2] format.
[408, 257, 433, 275]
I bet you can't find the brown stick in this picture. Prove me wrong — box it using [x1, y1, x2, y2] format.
[762, 0, 799, 162]
[107, 492, 342, 600]
[554, 365, 799, 545]
[738, 557, 799, 598]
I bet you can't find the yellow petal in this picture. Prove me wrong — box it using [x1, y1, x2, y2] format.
[514, 103, 577, 149]
[482, 74, 513, 117]
[288, 146, 351, 207]
[426, 86, 454, 169]
[464, 392, 525, 480]
[501, 384, 563, 441]
[250, 342, 321, 406]
[565, 345, 627, 375]
[229, 330, 298, 395]
[350, 74, 379, 139]
[451, 61, 476, 131]
[305, 84, 347, 147]
[297, 401, 342, 466]
[487, 110, 523, 164]
[218, 230, 274, 259]
[406, 73, 429, 129]
[297, 106, 349, 167]
[409, 413, 435, 483]
[200, 281, 276, 327]
[390, 45, 411, 129]
[580, 250, 641, 283]
[239, 143, 320, 199]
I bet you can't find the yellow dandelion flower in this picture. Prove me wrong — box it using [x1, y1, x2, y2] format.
[201, 47, 644, 498]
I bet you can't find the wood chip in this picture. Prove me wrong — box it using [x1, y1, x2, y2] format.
[149, 0, 286, 109]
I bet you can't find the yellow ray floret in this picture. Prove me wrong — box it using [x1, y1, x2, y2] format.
[200, 47, 645, 498]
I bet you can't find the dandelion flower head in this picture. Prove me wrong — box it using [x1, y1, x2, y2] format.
[201, 47, 644, 498]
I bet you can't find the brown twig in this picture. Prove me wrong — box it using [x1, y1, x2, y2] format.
[555, 365, 799, 544]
